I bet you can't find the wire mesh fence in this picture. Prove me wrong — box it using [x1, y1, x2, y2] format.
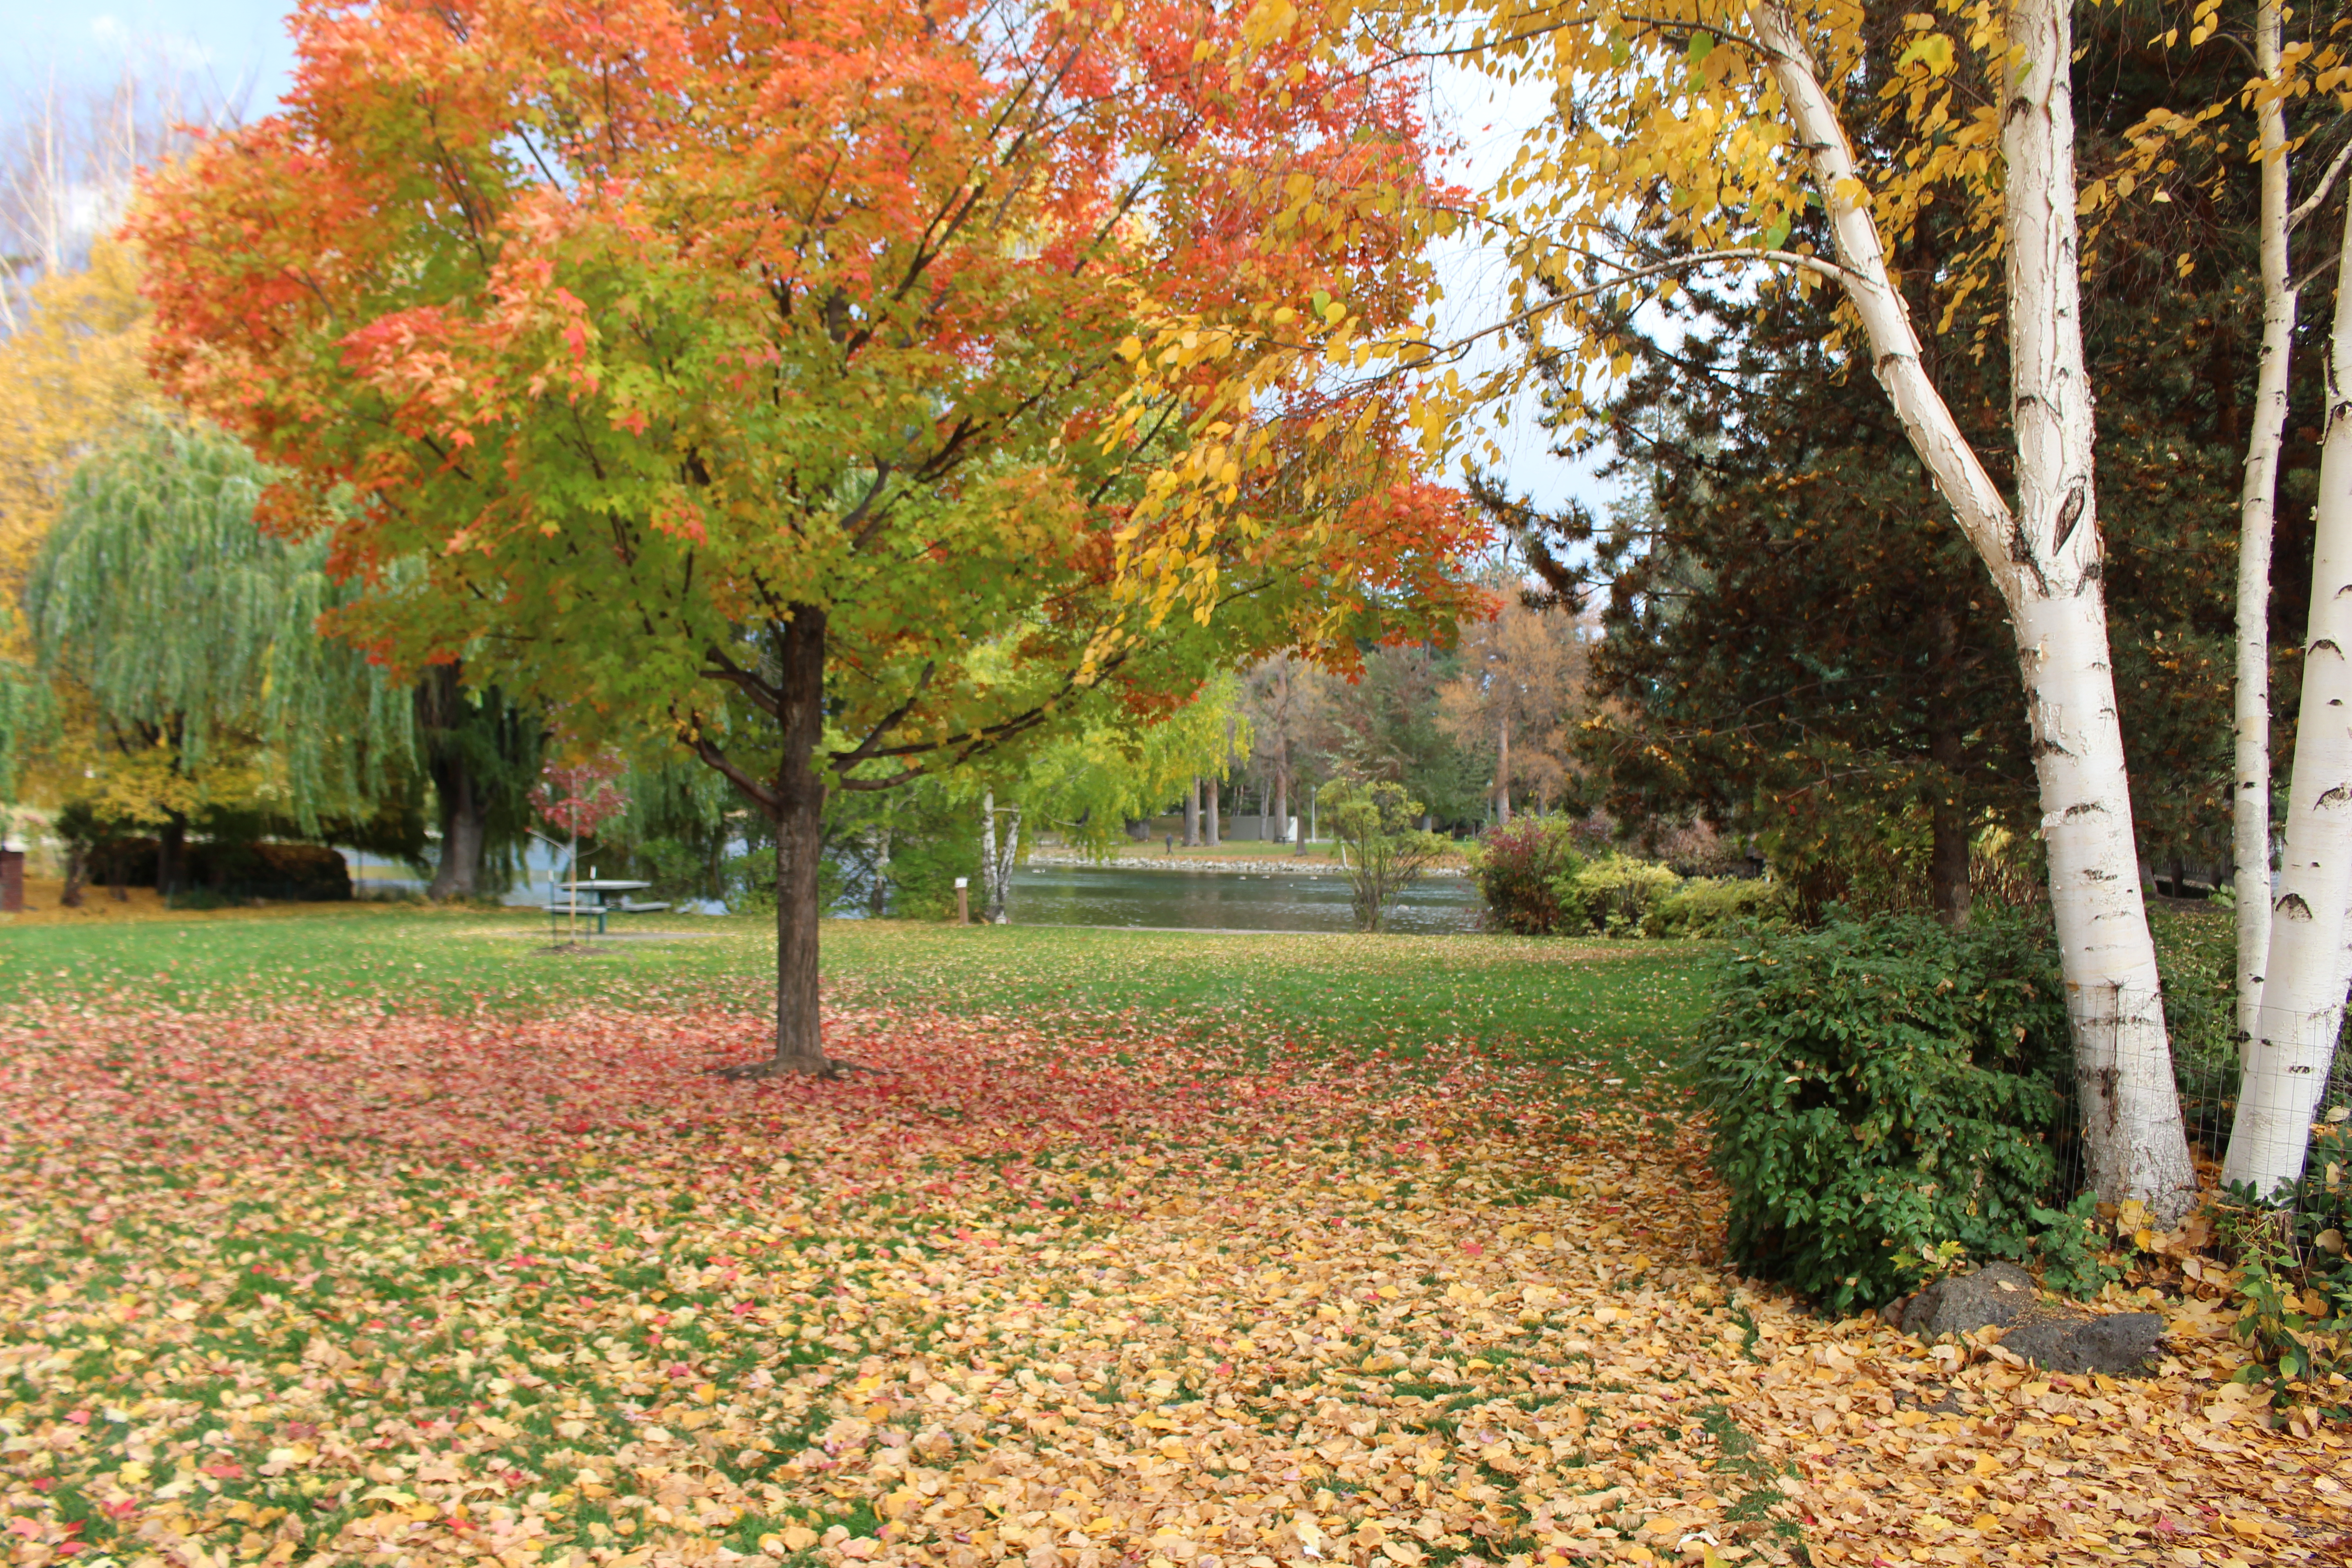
[2053, 985, 2352, 1233]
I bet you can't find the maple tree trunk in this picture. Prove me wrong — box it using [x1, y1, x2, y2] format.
[1185, 777, 1200, 847]
[1274, 751, 1289, 845]
[2233, 0, 2293, 1054]
[428, 754, 485, 901]
[1206, 776, 1220, 846]
[768, 606, 832, 1075]
[1752, 0, 2195, 1217]
[60, 845, 85, 908]
[2222, 203, 2352, 1196]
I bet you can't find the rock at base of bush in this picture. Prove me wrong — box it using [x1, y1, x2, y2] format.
[1998, 1313, 2166, 1377]
[1899, 1262, 2038, 1339]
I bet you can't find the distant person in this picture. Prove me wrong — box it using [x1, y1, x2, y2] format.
[1166, 833, 1175, 853]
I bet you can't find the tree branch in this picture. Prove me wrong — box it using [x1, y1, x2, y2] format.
[829, 661, 937, 770]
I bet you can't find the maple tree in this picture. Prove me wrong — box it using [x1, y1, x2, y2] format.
[133, 0, 1482, 1075]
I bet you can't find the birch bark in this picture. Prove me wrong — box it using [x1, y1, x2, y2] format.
[982, 789, 1002, 923]
[2233, 0, 2294, 1052]
[980, 790, 1020, 924]
[2222, 197, 2352, 1195]
[1749, 0, 2197, 1215]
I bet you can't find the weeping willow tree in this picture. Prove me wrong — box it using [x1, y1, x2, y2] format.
[0, 637, 49, 844]
[25, 416, 415, 892]
[415, 663, 544, 899]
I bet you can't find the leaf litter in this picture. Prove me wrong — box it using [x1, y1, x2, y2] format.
[2, 1000, 2348, 1568]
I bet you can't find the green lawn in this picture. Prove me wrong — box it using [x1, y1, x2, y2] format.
[2, 900, 2311, 1568]
[0, 906, 1715, 1089]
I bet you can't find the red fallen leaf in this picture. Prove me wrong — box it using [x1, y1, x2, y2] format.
[2153, 1517, 2182, 1534]
[1463, 1242, 1484, 1255]
[202, 1463, 244, 1479]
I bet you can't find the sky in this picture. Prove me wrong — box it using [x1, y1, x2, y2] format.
[1, 0, 299, 114]
[0, 0, 1616, 523]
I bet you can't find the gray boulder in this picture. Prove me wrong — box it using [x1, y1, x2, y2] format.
[1899, 1262, 2038, 1339]
[1998, 1313, 2166, 1377]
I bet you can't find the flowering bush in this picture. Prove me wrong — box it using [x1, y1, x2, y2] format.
[1468, 815, 1586, 934]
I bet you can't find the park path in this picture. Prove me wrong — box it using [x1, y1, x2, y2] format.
[0, 1001, 2344, 1568]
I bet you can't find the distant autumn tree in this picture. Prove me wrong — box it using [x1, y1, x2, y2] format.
[134, 0, 1483, 1075]
[1436, 588, 1590, 823]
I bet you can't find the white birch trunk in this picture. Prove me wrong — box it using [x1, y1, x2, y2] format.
[981, 789, 1003, 923]
[2233, 0, 2294, 1052]
[997, 806, 1021, 924]
[1750, 0, 2198, 1216]
[2221, 199, 2352, 1196]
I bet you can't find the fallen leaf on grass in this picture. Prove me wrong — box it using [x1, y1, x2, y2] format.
[0, 1000, 2347, 1568]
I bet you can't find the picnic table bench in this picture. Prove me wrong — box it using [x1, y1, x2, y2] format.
[545, 879, 669, 935]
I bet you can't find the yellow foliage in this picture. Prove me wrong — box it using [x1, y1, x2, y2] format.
[0, 240, 158, 657]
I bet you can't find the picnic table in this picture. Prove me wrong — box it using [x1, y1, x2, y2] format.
[545, 879, 669, 935]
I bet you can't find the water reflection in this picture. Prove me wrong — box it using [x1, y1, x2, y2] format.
[1001, 862, 1481, 933]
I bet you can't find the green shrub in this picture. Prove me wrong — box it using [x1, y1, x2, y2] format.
[1469, 816, 1586, 935]
[1688, 913, 2102, 1313]
[1643, 877, 1794, 939]
[1320, 779, 1448, 932]
[1563, 853, 1682, 934]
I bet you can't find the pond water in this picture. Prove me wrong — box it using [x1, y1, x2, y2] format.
[1000, 862, 1483, 934]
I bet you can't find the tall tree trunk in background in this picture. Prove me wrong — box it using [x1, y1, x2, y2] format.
[764, 606, 831, 1074]
[2232, 0, 2294, 1054]
[1930, 613, 1972, 930]
[1274, 749, 1290, 844]
[2223, 204, 2352, 1196]
[156, 810, 187, 897]
[1752, 0, 2196, 1216]
[1929, 718, 1972, 930]
[869, 825, 892, 917]
[420, 664, 485, 900]
[428, 756, 485, 900]
[1185, 776, 1200, 846]
[1497, 715, 1512, 825]
[1207, 769, 1221, 846]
